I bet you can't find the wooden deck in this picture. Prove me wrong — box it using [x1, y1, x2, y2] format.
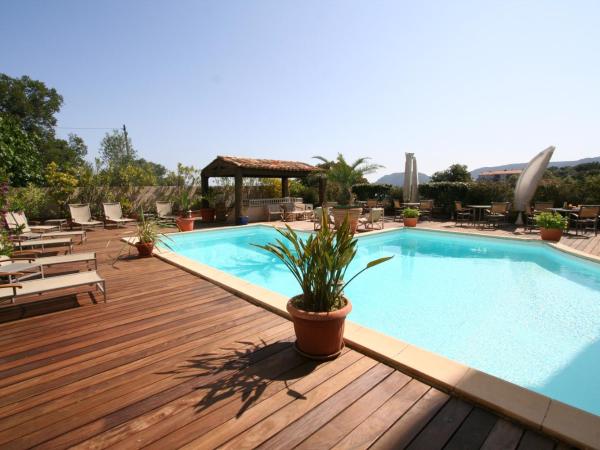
[0, 226, 577, 449]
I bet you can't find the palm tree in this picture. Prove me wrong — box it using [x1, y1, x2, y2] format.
[313, 154, 382, 206]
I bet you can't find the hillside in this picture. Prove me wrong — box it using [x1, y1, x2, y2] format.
[375, 172, 431, 186]
[470, 156, 600, 178]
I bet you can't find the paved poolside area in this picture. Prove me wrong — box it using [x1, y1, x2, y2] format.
[0, 224, 584, 448]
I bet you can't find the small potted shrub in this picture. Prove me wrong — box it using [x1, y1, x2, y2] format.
[254, 214, 392, 359]
[535, 212, 567, 242]
[135, 212, 172, 257]
[199, 191, 216, 223]
[402, 207, 419, 227]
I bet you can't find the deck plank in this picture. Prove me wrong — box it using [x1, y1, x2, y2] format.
[0, 226, 576, 449]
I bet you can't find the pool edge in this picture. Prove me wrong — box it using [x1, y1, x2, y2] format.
[122, 228, 600, 449]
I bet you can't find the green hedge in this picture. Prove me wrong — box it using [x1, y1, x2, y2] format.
[351, 183, 392, 201]
[418, 182, 514, 215]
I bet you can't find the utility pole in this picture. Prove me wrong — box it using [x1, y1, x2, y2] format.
[122, 124, 131, 160]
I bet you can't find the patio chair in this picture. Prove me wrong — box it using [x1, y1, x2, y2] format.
[418, 200, 434, 221]
[454, 201, 472, 226]
[366, 199, 378, 210]
[4, 212, 87, 242]
[294, 202, 313, 220]
[570, 205, 599, 236]
[0, 270, 106, 304]
[265, 204, 283, 222]
[103, 202, 136, 228]
[484, 202, 511, 228]
[0, 252, 96, 282]
[358, 208, 384, 230]
[156, 201, 178, 224]
[282, 203, 305, 222]
[13, 237, 73, 254]
[69, 204, 103, 230]
[393, 200, 404, 222]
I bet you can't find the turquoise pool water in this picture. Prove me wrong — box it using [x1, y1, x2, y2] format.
[165, 225, 600, 416]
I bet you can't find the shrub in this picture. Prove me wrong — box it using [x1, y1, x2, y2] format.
[402, 207, 419, 218]
[535, 212, 567, 230]
[7, 184, 47, 218]
[351, 183, 392, 201]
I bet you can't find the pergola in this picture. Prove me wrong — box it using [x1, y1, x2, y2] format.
[201, 156, 325, 222]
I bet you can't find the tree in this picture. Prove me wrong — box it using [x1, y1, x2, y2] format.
[313, 154, 382, 205]
[0, 74, 63, 137]
[41, 133, 88, 170]
[430, 164, 472, 182]
[0, 115, 42, 186]
[99, 129, 137, 167]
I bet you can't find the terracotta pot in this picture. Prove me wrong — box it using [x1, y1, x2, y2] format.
[200, 208, 215, 222]
[540, 227, 563, 242]
[176, 217, 195, 232]
[190, 210, 202, 218]
[403, 217, 418, 227]
[331, 207, 362, 233]
[135, 242, 154, 257]
[286, 296, 352, 360]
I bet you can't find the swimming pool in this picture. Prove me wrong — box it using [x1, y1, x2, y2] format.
[164, 225, 600, 417]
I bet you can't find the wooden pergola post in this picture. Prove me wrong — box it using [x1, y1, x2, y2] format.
[319, 176, 326, 206]
[281, 177, 289, 198]
[234, 169, 243, 223]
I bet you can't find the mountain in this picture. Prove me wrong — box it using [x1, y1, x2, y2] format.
[470, 156, 600, 179]
[375, 172, 431, 186]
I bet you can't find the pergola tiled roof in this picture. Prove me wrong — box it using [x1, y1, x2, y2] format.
[200, 155, 325, 222]
[201, 156, 321, 178]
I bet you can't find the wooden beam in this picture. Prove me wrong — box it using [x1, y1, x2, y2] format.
[235, 169, 243, 223]
[319, 176, 326, 206]
[281, 177, 289, 198]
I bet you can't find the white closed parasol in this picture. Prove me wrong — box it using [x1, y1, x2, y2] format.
[410, 156, 419, 203]
[513, 146, 556, 225]
[403, 153, 414, 202]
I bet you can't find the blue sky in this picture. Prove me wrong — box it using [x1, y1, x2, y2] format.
[2, 0, 599, 180]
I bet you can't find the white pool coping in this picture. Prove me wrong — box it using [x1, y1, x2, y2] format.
[122, 223, 600, 448]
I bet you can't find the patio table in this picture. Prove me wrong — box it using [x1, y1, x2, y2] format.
[44, 218, 68, 230]
[466, 205, 491, 227]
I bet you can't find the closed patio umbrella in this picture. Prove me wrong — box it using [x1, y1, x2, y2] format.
[403, 153, 414, 202]
[513, 146, 556, 225]
[410, 156, 419, 203]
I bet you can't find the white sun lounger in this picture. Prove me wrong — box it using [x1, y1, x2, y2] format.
[69, 204, 104, 229]
[14, 237, 73, 253]
[156, 201, 178, 223]
[3, 212, 87, 242]
[103, 202, 136, 227]
[0, 271, 106, 304]
[0, 252, 97, 281]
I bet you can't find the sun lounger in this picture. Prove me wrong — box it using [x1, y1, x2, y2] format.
[3, 212, 86, 242]
[358, 208, 384, 230]
[156, 201, 178, 223]
[69, 204, 104, 229]
[103, 202, 136, 227]
[13, 237, 73, 253]
[0, 252, 97, 281]
[0, 271, 106, 304]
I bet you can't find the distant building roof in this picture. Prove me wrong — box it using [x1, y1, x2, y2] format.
[479, 169, 523, 176]
[201, 156, 321, 178]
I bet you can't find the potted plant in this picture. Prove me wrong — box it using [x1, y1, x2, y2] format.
[135, 212, 172, 257]
[314, 154, 382, 233]
[535, 212, 568, 242]
[402, 208, 419, 227]
[254, 214, 392, 359]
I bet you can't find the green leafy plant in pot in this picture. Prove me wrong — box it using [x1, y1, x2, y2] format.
[254, 213, 392, 359]
[314, 154, 382, 233]
[535, 211, 567, 242]
[402, 207, 419, 227]
[135, 211, 172, 257]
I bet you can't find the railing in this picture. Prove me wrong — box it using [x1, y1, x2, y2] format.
[245, 197, 303, 207]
